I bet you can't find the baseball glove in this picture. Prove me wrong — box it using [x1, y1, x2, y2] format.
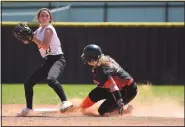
[12, 22, 33, 43]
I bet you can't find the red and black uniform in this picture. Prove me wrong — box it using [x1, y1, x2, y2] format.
[81, 56, 137, 116]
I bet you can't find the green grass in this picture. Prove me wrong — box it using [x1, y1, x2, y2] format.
[138, 85, 184, 105]
[2, 84, 96, 104]
[2, 84, 184, 105]
[138, 85, 184, 97]
[152, 85, 184, 97]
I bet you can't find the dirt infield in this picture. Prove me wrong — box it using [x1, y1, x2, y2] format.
[2, 98, 184, 126]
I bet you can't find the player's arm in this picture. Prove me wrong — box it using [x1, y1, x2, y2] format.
[32, 28, 53, 50]
[106, 75, 124, 115]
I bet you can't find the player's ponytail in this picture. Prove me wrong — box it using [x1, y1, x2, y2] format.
[98, 55, 110, 66]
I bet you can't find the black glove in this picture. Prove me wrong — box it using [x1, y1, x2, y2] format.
[12, 22, 33, 43]
[116, 98, 124, 115]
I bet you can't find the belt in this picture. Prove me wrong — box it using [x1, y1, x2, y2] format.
[44, 54, 63, 60]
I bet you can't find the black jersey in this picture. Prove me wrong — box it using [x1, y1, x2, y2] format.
[92, 56, 132, 89]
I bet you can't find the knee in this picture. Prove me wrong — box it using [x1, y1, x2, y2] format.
[130, 82, 138, 96]
[89, 92, 98, 102]
[98, 107, 105, 116]
[98, 105, 111, 116]
[133, 86, 138, 97]
[47, 77, 59, 87]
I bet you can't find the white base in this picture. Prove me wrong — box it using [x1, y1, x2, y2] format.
[33, 108, 58, 113]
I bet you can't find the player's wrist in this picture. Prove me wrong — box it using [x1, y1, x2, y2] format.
[112, 90, 122, 101]
[32, 37, 41, 45]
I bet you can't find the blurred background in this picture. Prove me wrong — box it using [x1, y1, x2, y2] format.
[2, 1, 184, 22]
[1, 2, 185, 85]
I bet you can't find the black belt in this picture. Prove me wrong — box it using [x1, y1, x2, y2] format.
[44, 54, 63, 60]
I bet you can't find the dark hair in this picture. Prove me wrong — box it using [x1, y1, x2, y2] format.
[36, 8, 53, 23]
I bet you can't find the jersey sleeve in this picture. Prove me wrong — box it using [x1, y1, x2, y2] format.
[96, 65, 114, 87]
[102, 65, 114, 76]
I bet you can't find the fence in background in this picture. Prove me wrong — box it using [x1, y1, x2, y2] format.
[2, 22, 184, 85]
[2, 2, 185, 22]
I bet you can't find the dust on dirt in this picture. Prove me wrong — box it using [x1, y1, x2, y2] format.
[130, 85, 184, 118]
[2, 85, 184, 126]
[69, 85, 184, 118]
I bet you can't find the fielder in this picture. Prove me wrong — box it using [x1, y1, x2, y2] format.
[80, 44, 138, 116]
[12, 8, 73, 116]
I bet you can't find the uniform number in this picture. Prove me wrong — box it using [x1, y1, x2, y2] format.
[46, 47, 51, 54]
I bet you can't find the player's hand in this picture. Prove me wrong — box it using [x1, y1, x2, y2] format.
[116, 99, 124, 115]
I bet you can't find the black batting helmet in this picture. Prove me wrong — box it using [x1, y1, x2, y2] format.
[81, 44, 102, 64]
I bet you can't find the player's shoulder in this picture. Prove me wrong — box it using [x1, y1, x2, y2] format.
[98, 64, 113, 75]
[45, 24, 57, 33]
[46, 24, 55, 29]
[43, 25, 54, 32]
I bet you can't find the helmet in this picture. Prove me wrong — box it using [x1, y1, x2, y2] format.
[81, 44, 102, 63]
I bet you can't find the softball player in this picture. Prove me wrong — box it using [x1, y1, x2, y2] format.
[17, 8, 73, 116]
[80, 44, 137, 116]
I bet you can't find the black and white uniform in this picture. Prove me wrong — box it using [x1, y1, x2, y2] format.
[24, 24, 67, 109]
[37, 24, 63, 58]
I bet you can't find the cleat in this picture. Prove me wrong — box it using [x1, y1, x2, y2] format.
[60, 101, 73, 112]
[16, 107, 33, 117]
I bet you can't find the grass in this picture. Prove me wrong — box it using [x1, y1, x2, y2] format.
[2, 84, 184, 105]
[137, 85, 184, 106]
[138, 85, 184, 97]
[2, 84, 96, 104]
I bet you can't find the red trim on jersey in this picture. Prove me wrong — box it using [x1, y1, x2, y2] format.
[80, 96, 95, 109]
[104, 77, 133, 90]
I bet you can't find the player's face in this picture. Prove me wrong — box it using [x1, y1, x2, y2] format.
[38, 10, 51, 25]
[87, 60, 98, 67]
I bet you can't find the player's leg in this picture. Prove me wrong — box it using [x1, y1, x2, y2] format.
[120, 81, 138, 114]
[17, 63, 50, 116]
[85, 87, 115, 116]
[121, 81, 137, 106]
[46, 55, 73, 112]
[98, 81, 137, 116]
[98, 93, 116, 116]
[80, 87, 109, 109]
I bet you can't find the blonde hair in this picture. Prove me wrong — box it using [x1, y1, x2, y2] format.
[98, 55, 110, 66]
[97, 55, 121, 69]
[36, 8, 53, 23]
